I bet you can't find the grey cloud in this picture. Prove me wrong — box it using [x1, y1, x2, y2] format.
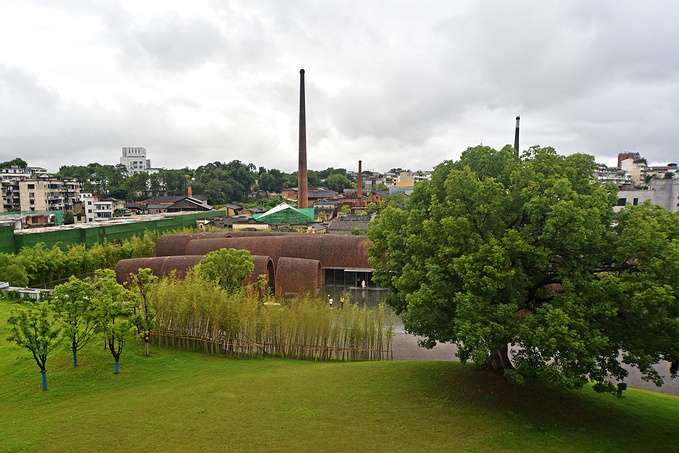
[116, 15, 226, 71]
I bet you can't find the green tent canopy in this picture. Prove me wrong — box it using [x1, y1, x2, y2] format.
[254, 203, 314, 224]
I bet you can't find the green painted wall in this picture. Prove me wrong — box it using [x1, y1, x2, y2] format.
[3, 212, 225, 254]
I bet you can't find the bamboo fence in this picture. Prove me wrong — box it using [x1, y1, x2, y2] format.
[149, 273, 394, 361]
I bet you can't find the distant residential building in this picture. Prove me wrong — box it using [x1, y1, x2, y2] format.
[397, 172, 415, 188]
[594, 164, 633, 187]
[366, 191, 389, 205]
[1, 180, 21, 213]
[166, 197, 214, 213]
[615, 179, 679, 213]
[80, 193, 124, 222]
[620, 158, 646, 185]
[1, 166, 32, 180]
[389, 186, 414, 196]
[142, 195, 209, 214]
[327, 215, 370, 235]
[18, 178, 80, 213]
[27, 167, 48, 176]
[618, 152, 641, 169]
[120, 147, 160, 175]
[281, 188, 338, 206]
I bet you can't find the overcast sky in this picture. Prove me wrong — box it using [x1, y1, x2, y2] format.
[1, 1, 678, 174]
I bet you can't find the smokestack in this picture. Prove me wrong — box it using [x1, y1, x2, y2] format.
[357, 160, 363, 206]
[297, 69, 309, 209]
[514, 115, 520, 159]
[188, 184, 192, 198]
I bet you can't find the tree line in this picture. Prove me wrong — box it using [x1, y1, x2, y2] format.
[54, 160, 359, 205]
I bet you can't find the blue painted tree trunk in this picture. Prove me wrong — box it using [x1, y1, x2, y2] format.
[115, 360, 119, 374]
[41, 370, 47, 391]
[73, 352, 78, 367]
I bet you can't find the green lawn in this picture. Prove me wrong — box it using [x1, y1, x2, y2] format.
[2, 299, 678, 452]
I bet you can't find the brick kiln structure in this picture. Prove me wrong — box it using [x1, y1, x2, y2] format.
[115, 232, 372, 297]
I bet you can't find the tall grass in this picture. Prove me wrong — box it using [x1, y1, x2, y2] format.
[150, 272, 394, 361]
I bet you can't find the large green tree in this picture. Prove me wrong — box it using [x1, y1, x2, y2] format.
[195, 248, 254, 292]
[1, 157, 28, 168]
[194, 160, 257, 204]
[368, 145, 679, 394]
[325, 173, 354, 193]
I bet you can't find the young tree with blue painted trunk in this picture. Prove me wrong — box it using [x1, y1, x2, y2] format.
[127, 268, 158, 357]
[93, 269, 133, 374]
[50, 276, 97, 367]
[368, 145, 679, 395]
[6, 303, 62, 390]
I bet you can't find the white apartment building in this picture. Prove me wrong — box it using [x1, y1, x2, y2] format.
[121, 147, 151, 174]
[81, 193, 123, 222]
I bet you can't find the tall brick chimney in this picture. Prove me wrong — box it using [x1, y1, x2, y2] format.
[357, 160, 362, 207]
[514, 115, 520, 159]
[297, 69, 309, 209]
[187, 184, 193, 198]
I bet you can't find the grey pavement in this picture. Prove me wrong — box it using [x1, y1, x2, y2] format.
[390, 332, 679, 396]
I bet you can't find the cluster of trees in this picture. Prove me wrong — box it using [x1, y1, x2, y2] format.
[55, 159, 360, 206]
[6, 269, 154, 389]
[57, 164, 189, 201]
[368, 145, 679, 395]
[1, 158, 28, 169]
[0, 233, 157, 287]
[6, 248, 394, 391]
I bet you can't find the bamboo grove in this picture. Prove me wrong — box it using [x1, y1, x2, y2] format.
[0, 227, 206, 287]
[150, 271, 395, 361]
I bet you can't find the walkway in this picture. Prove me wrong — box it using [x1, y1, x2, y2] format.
[391, 333, 679, 396]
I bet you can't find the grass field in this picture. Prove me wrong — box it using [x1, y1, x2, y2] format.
[2, 299, 678, 453]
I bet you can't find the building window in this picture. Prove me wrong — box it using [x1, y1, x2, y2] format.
[88, 209, 92, 213]
[617, 198, 627, 206]
[27, 184, 34, 189]
[633, 198, 639, 206]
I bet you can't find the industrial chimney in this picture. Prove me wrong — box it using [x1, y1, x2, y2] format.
[297, 69, 309, 209]
[514, 115, 520, 159]
[357, 160, 363, 207]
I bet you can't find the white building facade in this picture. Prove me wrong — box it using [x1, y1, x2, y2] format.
[121, 147, 151, 174]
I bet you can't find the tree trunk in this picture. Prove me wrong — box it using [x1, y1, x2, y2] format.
[486, 342, 514, 372]
[145, 339, 150, 357]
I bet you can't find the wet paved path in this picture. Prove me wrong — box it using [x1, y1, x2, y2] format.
[391, 333, 679, 396]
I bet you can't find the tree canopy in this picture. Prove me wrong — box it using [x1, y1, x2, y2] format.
[325, 173, 355, 193]
[1, 157, 28, 168]
[195, 248, 254, 292]
[368, 145, 679, 394]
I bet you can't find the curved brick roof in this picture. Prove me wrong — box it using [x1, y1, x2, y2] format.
[275, 257, 322, 296]
[155, 232, 231, 257]
[155, 231, 296, 257]
[182, 234, 372, 269]
[114, 254, 275, 291]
